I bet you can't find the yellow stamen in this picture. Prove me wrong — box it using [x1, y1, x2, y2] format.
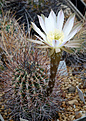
[47, 29, 64, 45]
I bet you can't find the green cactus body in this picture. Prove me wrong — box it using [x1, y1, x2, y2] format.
[12, 62, 48, 109]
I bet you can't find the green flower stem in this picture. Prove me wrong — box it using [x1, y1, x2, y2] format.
[46, 50, 62, 96]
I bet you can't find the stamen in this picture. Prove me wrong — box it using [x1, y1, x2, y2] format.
[47, 29, 64, 46]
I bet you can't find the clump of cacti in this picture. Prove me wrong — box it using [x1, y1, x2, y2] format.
[0, 12, 61, 121]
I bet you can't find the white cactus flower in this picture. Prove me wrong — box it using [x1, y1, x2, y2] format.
[30, 9, 82, 53]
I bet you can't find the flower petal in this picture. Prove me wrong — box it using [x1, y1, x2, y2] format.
[63, 14, 75, 37]
[38, 15, 47, 34]
[35, 35, 44, 42]
[59, 37, 68, 47]
[65, 39, 83, 44]
[48, 49, 54, 56]
[62, 47, 74, 53]
[57, 10, 64, 31]
[59, 41, 67, 47]
[45, 10, 56, 33]
[31, 22, 46, 40]
[35, 35, 52, 47]
[67, 23, 82, 40]
[65, 44, 81, 48]
[55, 48, 61, 53]
[64, 39, 83, 48]
[52, 40, 60, 47]
[28, 39, 44, 44]
[36, 45, 49, 48]
[49, 9, 56, 21]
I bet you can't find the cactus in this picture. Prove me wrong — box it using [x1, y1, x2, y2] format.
[1, 47, 51, 120]
[12, 62, 48, 104]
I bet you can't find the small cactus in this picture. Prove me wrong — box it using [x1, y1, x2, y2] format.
[12, 62, 48, 106]
[1, 47, 50, 120]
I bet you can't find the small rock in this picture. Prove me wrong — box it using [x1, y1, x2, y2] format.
[84, 91, 86, 97]
[20, 118, 28, 121]
[83, 80, 86, 89]
[74, 101, 79, 106]
[68, 99, 78, 105]
[57, 60, 68, 76]
[61, 92, 66, 98]
[65, 114, 68, 117]
[61, 101, 66, 108]
[83, 63, 86, 69]
[68, 86, 76, 93]
[83, 105, 86, 111]
[73, 104, 76, 108]
[81, 103, 85, 107]
[76, 86, 85, 104]
[75, 111, 82, 119]
[0, 114, 4, 121]
[1, 105, 4, 109]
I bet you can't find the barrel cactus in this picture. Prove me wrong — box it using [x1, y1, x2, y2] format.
[1, 46, 52, 120]
[12, 61, 48, 105]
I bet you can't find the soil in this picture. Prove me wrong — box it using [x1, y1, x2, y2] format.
[57, 66, 86, 121]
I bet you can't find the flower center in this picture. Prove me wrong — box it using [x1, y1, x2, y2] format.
[47, 29, 64, 45]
